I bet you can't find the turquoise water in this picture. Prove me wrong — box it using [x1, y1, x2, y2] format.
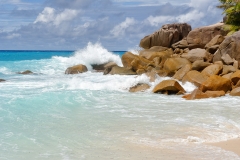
[0, 43, 240, 160]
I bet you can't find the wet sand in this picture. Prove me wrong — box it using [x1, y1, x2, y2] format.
[209, 138, 240, 157]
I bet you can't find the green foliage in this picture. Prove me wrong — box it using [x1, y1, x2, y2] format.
[218, 0, 240, 34]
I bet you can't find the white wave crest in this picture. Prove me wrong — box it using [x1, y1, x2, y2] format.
[53, 42, 122, 70]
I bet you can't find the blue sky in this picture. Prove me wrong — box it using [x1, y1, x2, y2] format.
[0, 0, 223, 50]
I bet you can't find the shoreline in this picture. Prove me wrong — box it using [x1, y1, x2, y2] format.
[207, 138, 240, 157]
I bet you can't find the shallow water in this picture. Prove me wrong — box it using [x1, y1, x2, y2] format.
[0, 43, 240, 160]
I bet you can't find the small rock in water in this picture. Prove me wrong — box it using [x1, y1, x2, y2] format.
[129, 83, 150, 92]
[17, 70, 33, 74]
[0, 79, 6, 82]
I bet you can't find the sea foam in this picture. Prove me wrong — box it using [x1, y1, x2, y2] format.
[53, 42, 122, 71]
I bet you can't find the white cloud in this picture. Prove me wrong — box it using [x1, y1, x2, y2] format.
[145, 15, 174, 27]
[177, 10, 204, 23]
[34, 7, 55, 24]
[110, 17, 136, 37]
[34, 7, 79, 26]
[6, 33, 21, 39]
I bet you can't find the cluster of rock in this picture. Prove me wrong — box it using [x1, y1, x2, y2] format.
[65, 22, 240, 99]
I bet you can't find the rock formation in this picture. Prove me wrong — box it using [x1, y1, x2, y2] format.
[213, 31, 240, 64]
[172, 23, 227, 49]
[140, 23, 191, 49]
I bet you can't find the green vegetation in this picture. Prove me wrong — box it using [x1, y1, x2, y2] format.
[218, 0, 240, 34]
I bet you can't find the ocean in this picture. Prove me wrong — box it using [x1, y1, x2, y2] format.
[0, 42, 240, 160]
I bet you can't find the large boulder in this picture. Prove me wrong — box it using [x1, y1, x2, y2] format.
[65, 64, 88, 74]
[181, 48, 210, 63]
[192, 60, 211, 71]
[163, 57, 191, 76]
[121, 52, 154, 73]
[230, 87, 240, 96]
[230, 70, 240, 85]
[182, 70, 208, 87]
[199, 75, 232, 93]
[109, 66, 136, 75]
[153, 80, 186, 95]
[129, 83, 150, 92]
[172, 23, 227, 49]
[139, 48, 173, 61]
[140, 23, 191, 49]
[205, 35, 225, 54]
[213, 31, 240, 64]
[221, 65, 237, 75]
[201, 63, 223, 77]
[183, 89, 225, 100]
[173, 64, 192, 81]
[121, 52, 138, 69]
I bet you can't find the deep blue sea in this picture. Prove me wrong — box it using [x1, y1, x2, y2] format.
[0, 43, 240, 160]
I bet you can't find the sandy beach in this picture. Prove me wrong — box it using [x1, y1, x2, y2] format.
[208, 138, 240, 157]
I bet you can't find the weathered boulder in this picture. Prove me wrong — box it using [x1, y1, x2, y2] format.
[183, 89, 209, 100]
[129, 83, 150, 92]
[230, 70, 240, 85]
[109, 66, 136, 75]
[139, 48, 173, 61]
[192, 60, 211, 71]
[221, 65, 237, 75]
[121, 52, 154, 73]
[182, 70, 208, 87]
[230, 87, 240, 96]
[207, 45, 220, 55]
[221, 54, 234, 65]
[173, 64, 192, 81]
[17, 70, 33, 74]
[146, 70, 158, 82]
[103, 62, 119, 75]
[232, 80, 240, 89]
[213, 31, 240, 63]
[205, 35, 225, 54]
[140, 23, 191, 49]
[205, 90, 226, 98]
[222, 72, 233, 80]
[199, 75, 232, 93]
[0, 79, 6, 82]
[65, 64, 88, 74]
[153, 80, 186, 95]
[172, 23, 227, 49]
[121, 52, 138, 69]
[181, 48, 210, 63]
[183, 89, 225, 100]
[201, 63, 223, 77]
[91, 62, 117, 71]
[163, 58, 191, 76]
[131, 56, 154, 72]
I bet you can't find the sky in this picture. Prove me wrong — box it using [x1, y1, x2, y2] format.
[0, 0, 223, 51]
